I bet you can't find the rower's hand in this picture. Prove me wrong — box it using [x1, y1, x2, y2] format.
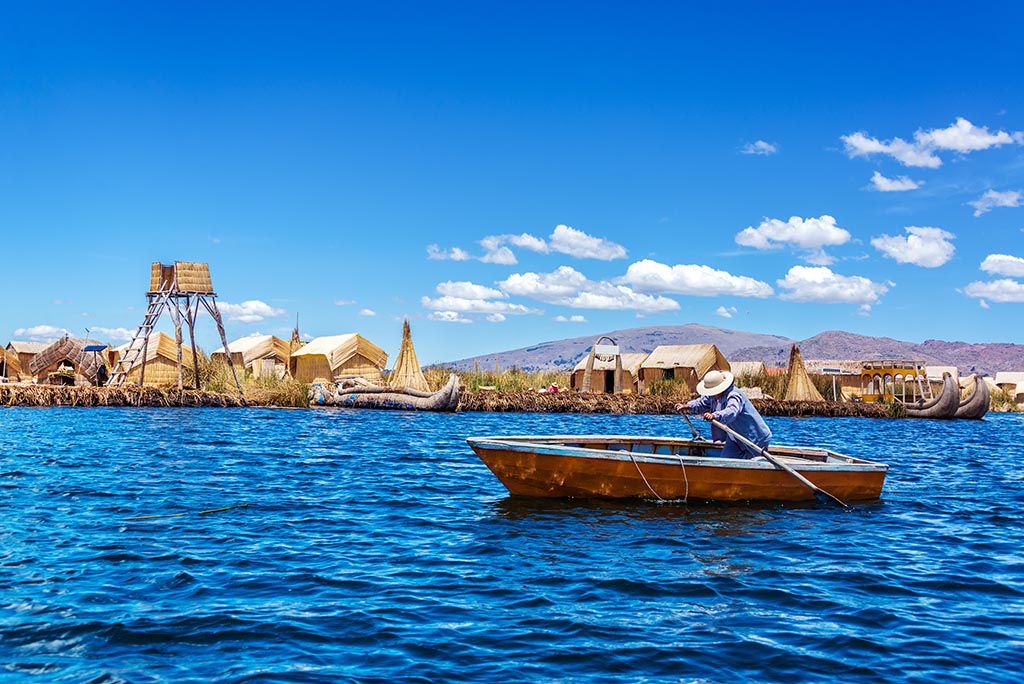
[674, 403, 685, 412]
[703, 412, 714, 422]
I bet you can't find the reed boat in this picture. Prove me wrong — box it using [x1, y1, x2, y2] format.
[467, 434, 888, 502]
[312, 373, 462, 411]
[901, 372, 960, 419]
[954, 374, 991, 420]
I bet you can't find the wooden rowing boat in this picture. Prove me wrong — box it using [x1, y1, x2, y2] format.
[467, 434, 888, 502]
[312, 373, 462, 411]
[954, 374, 990, 420]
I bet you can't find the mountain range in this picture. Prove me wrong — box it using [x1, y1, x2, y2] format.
[442, 324, 1024, 377]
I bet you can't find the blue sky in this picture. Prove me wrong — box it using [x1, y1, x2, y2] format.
[2, 1, 1023, 364]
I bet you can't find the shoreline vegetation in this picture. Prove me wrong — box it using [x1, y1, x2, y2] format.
[0, 382, 894, 416]
[2, 364, 1018, 415]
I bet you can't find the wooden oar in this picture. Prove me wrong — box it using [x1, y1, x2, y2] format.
[680, 410, 703, 440]
[710, 419, 850, 509]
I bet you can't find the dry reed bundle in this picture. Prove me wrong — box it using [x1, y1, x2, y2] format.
[459, 390, 897, 418]
[0, 385, 246, 407]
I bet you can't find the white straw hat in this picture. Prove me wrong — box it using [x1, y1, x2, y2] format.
[696, 369, 734, 397]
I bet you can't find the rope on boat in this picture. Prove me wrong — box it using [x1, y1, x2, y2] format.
[627, 446, 688, 503]
[628, 450, 667, 501]
[677, 455, 689, 503]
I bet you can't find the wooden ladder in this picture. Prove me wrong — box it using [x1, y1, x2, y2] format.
[106, 290, 172, 386]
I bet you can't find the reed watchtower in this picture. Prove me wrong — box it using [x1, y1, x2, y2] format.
[107, 261, 242, 394]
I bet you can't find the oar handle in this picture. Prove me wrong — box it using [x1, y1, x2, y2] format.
[710, 419, 850, 509]
[676, 404, 703, 440]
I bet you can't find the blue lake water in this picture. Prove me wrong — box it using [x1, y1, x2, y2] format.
[2, 407, 1024, 683]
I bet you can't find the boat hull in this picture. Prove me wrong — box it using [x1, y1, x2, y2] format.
[903, 372, 960, 419]
[954, 374, 990, 420]
[313, 373, 461, 411]
[468, 435, 887, 502]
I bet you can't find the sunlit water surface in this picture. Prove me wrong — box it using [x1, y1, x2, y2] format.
[2, 408, 1023, 683]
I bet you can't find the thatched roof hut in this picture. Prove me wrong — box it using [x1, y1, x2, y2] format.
[29, 338, 109, 386]
[114, 332, 194, 387]
[639, 344, 730, 394]
[784, 345, 825, 402]
[729, 361, 767, 378]
[388, 320, 429, 392]
[212, 334, 291, 379]
[1, 345, 22, 381]
[570, 352, 648, 394]
[289, 334, 388, 385]
[5, 341, 49, 381]
[995, 371, 1024, 402]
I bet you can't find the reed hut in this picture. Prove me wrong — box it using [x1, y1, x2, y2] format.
[570, 352, 648, 394]
[289, 334, 388, 385]
[784, 345, 825, 402]
[729, 361, 767, 379]
[388, 320, 429, 392]
[638, 344, 730, 394]
[995, 371, 1024, 403]
[212, 335, 291, 379]
[5, 341, 49, 381]
[1, 346, 22, 381]
[29, 337, 109, 386]
[114, 332, 194, 387]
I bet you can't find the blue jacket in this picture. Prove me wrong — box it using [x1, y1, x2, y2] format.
[687, 384, 772, 449]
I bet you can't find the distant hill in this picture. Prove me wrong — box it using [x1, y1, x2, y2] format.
[731, 330, 1024, 376]
[443, 324, 793, 373]
[442, 325, 1024, 377]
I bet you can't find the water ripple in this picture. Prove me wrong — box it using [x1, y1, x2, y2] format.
[1, 408, 1023, 682]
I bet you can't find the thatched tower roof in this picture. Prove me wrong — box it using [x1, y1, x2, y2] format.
[388, 320, 430, 392]
[784, 345, 825, 402]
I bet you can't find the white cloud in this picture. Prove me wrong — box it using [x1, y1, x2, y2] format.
[427, 244, 472, 261]
[777, 266, 890, 310]
[508, 233, 549, 253]
[841, 131, 942, 168]
[499, 265, 678, 312]
[427, 310, 472, 323]
[981, 253, 1024, 277]
[841, 118, 1022, 169]
[870, 226, 955, 268]
[979, 299, 990, 309]
[554, 315, 587, 322]
[420, 295, 540, 316]
[12, 324, 72, 341]
[736, 215, 852, 265]
[964, 278, 1024, 303]
[359, 309, 376, 316]
[916, 117, 1021, 152]
[435, 280, 506, 300]
[619, 259, 774, 297]
[715, 306, 737, 318]
[548, 224, 627, 260]
[741, 140, 778, 155]
[870, 171, 922, 192]
[219, 300, 287, 323]
[486, 313, 506, 323]
[968, 189, 1022, 217]
[334, 299, 356, 306]
[478, 236, 518, 264]
[88, 326, 134, 343]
